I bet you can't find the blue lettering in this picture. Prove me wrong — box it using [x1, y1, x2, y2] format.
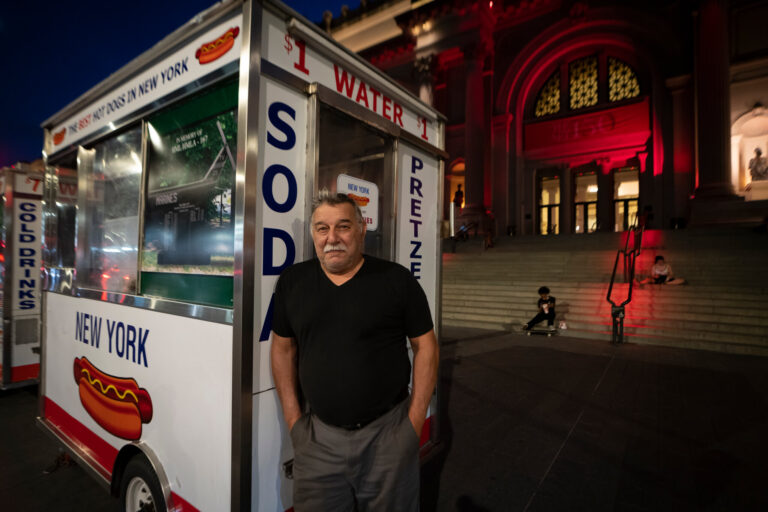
[137, 328, 149, 367]
[20, 259, 35, 268]
[410, 176, 423, 198]
[410, 240, 422, 259]
[262, 165, 297, 213]
[20, 202, 36, 212]
[83, 313, 90, 344]
[126, 325, 137, 363]
[90, 315, 102, 349]
[409, 219, 422, 237]
[20, 248, 35, 257]
[267, 102, 296, 150]
[19, 234, 34, 243]
[19, 279, 35, 288]
[263, 228, 295, 275]
[107, 319, 116, 353]
[19, 300, 34, 310]
[411, 156, 424, 173]
[115, 322, 125, 357]
[410, 261, 422, 278]
[18, 289, 34, 299]
[259, 295, 275, 342]
[76, 313, 84, 342]
[411, 198, 422, 218]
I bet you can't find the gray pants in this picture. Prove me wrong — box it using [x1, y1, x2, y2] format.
[290, 397, 420, 512]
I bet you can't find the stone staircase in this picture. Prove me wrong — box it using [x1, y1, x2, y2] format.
[441, 228, 768, 356]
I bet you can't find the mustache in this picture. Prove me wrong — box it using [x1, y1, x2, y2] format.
[324, 243, 347, 253]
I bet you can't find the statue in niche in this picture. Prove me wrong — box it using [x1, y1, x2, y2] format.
[749, 147, 768, 181]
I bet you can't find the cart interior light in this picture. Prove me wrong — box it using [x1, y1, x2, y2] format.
[587, 185, 598, 193]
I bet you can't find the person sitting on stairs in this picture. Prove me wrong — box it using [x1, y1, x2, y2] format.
[522, 286, 556, 331]
[638, 255, 686, 285]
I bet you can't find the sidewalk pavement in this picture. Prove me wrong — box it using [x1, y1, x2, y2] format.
[2, 327, 768, 511]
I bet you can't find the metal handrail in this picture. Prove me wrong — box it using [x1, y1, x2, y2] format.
[606, 224, 644, 344]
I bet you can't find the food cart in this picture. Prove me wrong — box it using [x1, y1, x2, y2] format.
[0, 163, 44, 389]
[38, 0, 446, 510]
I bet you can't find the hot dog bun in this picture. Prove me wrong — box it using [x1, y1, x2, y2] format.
[73, 357, 153, 440]
[195, 27, 239, 64]
[79, 378, 143, 440]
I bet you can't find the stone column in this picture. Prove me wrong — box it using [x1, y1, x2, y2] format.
[694, 0, 733, 198]
[560, 166, 573, 235]
[414, 55, 435, 107]
[462, 41, 490, 215]
[667, 75, 695, 225]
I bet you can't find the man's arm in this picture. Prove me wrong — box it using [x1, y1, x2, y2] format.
[270, 332, 302, 431]
[408, 329, 439, 436]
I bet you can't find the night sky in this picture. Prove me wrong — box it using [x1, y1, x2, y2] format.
[0, 0, 352, 165]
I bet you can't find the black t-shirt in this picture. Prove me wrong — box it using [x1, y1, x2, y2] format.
[538, 296, 556, 313]
[272, 255, 434, 426]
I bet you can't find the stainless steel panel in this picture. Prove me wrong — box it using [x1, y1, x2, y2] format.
[70, 288, 233, 325]
[48, 65, 238, 158]
[231, 0, 260, 508]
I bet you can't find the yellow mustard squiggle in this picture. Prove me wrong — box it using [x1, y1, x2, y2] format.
[80, 368, 138, 402]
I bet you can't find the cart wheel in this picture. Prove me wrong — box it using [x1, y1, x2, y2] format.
[120, 455, 166, 512]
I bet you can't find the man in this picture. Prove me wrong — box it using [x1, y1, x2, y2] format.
[270, 192, 439, 511]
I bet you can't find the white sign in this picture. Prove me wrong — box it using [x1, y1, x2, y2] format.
[49, 14, 243, 154]
[396, 143, 439, 323]
[262, 10, 439, 144]
[12, 173, 42, 315]
[336, 174, 379, 231]
[43, 294, 233, 511]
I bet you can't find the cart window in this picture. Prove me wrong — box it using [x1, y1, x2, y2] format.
[43, 163, 78, 269]
[78, 128, 142, 293]
[141, 80, 237, 308]
[317, 104, 393, 260]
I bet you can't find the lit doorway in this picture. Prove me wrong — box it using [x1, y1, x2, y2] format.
[574, 172, 597, 233]
[538, 176, 560, 235]
[613, 167, 639, 231]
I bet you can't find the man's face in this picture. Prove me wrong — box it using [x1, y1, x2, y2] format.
[311, 202, 366, 275]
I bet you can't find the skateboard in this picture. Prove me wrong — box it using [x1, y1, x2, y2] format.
[526, 328, 558, 337]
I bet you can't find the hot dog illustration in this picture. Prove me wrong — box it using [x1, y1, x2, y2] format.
[73, 357, 153, 440]
[195, 27, 239, 64]
[53, 128, 66, 146]
[347, 193, 370, 207]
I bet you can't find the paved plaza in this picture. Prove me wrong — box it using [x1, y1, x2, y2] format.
[3, 327, 768, 511]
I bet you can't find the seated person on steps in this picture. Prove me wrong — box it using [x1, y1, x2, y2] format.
[638, 255, 686, 285]
[522, 286, 556, 331]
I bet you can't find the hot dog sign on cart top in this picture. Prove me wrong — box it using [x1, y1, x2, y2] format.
[39, 1, 444, 511]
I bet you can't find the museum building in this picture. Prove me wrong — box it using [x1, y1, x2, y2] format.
[322, 0, 768, 235]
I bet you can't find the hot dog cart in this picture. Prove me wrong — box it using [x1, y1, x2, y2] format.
[38, 0, 446, 510]
[0, 163, 44, 389]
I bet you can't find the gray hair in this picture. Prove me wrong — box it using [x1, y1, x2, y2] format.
[311, 189, 365, 226]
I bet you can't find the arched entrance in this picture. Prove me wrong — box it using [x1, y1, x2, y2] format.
[495, 12, 669, 235]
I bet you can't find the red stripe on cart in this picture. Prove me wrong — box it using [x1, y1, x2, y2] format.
[170, 491, 201, 512]
[12, 363, 40, 382]
[43, 397, 117, 479]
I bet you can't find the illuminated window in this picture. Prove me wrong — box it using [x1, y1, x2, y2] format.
[535, 71, 560, 118]
[569, 56, 598, 110]
[609, 58, 640, 102]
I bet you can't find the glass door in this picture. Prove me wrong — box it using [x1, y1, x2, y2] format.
[317, 103, 394, 259]
[538, 176, 560, 235]
[613, 167, 639, 231]
[574, 172, 598, 233]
